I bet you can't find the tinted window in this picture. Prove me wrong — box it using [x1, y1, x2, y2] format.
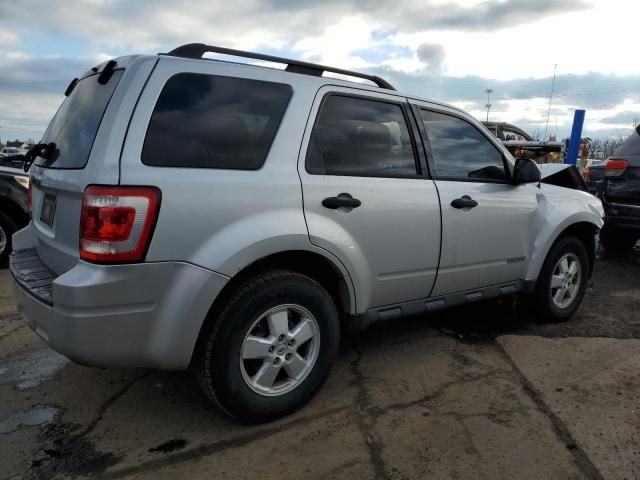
[420, 110, 507, 181]
[38, 70, 124, 169]
[143, 73, 292, 169]
[307, 95, 417, 177]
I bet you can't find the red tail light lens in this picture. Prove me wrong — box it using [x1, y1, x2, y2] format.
[80, 186, 161, 263]
[605, 159, 628, 177]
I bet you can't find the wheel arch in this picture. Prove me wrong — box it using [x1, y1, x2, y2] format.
[191, 249, 356, 365]
[527, 219, 600, 283]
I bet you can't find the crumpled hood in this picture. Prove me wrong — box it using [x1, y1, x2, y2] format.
[540, 163, 572, 179]
[539, 163, 588, 192]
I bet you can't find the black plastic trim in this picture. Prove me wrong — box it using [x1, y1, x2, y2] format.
[348, 279, 526, 332]
[10, 248, 57, 306]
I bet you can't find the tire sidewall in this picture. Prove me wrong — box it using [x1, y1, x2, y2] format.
[0, 211, 17, 265]
[536, 236, 589, 321]
[208, 274, 339, 422]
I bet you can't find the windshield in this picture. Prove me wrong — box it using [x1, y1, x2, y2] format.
[36, 69, 123, 169]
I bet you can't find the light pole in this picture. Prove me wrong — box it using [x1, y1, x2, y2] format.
[484, 89, 493, 122]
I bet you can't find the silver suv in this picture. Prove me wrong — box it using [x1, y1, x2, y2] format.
[11, 44, 603, 422]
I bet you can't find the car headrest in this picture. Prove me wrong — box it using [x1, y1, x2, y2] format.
[329, 120, 391, 148]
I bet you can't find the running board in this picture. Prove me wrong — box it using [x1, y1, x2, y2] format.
[349, 280, 528, 333]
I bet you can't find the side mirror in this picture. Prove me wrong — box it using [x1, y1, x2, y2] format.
[512, 158, 541, 185]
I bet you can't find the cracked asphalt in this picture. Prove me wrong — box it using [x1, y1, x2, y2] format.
[1, 247, 639, 480]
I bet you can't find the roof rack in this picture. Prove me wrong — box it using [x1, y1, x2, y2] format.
[163, 43, 395, 91]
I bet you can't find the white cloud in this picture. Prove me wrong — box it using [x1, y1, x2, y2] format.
[0, 29, 19, 45]
[0, 0, 637, 140]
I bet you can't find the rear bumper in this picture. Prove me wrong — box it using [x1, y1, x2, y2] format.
[11, 243, 229, 370]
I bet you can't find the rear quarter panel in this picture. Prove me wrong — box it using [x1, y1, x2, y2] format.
[119, 58, 357, 311]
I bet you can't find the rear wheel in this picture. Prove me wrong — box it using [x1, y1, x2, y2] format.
[600, 227, 637, 252]
[0, 211, 18, 266]
[196, 270, 340, 423]
[534, 235, 589, 323]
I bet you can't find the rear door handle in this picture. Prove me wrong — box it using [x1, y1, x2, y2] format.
[451, 195, 478, 209]
[322, 193, 361, 209]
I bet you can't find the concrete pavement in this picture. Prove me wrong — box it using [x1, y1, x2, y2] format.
[1, 248, 639, 479]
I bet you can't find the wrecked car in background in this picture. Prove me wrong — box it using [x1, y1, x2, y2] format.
[483, 121, 563, 163]
[586, 126, 640, 251]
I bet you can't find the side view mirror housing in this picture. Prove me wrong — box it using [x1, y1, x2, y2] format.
[512, 158, 541, 185]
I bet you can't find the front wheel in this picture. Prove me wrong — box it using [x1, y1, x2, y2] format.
[195, 270, 340, 423]
[534, 236, 589, 323]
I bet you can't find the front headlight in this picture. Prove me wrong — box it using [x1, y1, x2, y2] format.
[14, 175, 30, 189]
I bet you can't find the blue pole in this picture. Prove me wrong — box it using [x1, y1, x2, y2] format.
[566, 109, 585, 165]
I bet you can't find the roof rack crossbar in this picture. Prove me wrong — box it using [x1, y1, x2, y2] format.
[163, 43, 395, 90]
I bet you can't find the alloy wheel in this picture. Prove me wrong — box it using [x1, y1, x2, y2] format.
[240, 304, 320, 396]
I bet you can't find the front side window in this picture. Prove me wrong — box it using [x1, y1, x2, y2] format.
[420, 110, 507, 181]
[142, 73, 292, 169]
[307, 95, 418, 177]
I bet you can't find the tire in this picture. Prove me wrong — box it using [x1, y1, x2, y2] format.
[534, 235, 589, 323]
[196, 270, 340, 423]
[0, 211, 18, 266]
[600, 227, 637, 252]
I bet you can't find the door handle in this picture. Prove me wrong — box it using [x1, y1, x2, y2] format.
[322, 193, 362, 210]
[451, 195, 478, 209]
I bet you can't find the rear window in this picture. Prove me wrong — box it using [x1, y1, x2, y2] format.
[38, 70, 124, 169]
[142, 73, 292, 169]
[614, 131, 640, 156]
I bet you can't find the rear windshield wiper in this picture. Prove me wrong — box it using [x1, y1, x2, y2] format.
[64, 59, 117, 97]
[23, 142, 57, 172]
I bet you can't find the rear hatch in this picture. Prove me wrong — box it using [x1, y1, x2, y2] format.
[29, 62, 126, 274]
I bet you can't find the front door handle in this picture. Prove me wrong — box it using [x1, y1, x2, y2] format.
[322, 193, 362, 209]
[451, 195, 478, 209]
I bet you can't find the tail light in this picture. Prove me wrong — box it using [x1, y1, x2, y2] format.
[80, 186, 161, 263]
[605, 159, 628, 177]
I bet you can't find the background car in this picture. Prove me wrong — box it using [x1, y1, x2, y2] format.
[482, 121, 563, 163]
[583, 159, 605, 194]
[0, 165, 30, 264]
[590, 126, 640, 251]
[0, 147, 26, 156]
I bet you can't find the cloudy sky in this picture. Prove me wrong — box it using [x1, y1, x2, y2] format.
[0, 0, 638, 142]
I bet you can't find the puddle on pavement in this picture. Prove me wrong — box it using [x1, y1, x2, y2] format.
[0, 348, 69, 389]
[0, 405, 60, 434]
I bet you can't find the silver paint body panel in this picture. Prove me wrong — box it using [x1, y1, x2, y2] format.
[11, 53, 604, 369]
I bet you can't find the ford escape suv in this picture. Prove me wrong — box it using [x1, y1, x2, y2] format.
[11, 44, 604, 423]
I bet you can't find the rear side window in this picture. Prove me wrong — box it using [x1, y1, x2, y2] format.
[306, 95, 418, 177]
[38, 70, 124, 169]
[142, 73, 292, 169]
